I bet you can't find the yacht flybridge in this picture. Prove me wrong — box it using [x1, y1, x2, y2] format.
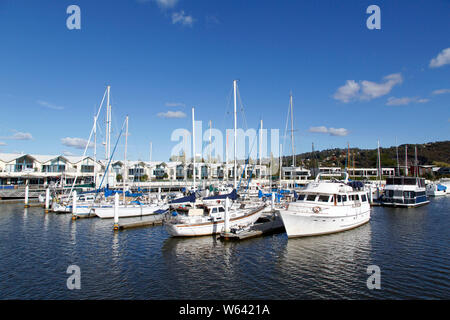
[279, 173, 371, 238]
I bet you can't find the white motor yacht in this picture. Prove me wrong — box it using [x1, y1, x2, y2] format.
[279, 173, 371, 238]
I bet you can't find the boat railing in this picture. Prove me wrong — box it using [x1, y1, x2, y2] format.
[315, 172, 349, 184]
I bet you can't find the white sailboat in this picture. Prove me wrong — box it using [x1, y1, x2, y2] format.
[165, 84, 266, 237]
[165, 201, 265, 237]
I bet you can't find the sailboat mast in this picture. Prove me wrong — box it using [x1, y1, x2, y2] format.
[405, 145, 408, 176]
[259, 119, 263, 179]
[123, 115, 128, 205]
[396, 138, 400, 176]
[93, 115, 97, 188]
[415, 145, 418, 177]
[209, 120, 212, 185]
[106, 85, 111, 186]
[279, 144, 283, 190]
[225, 131, 228, 182]
[377, 140, 381, 183]
[312, 142, 316, 179]
[192, 107, 196, 190]
[290, 92, 295, 168]
[233, 80, 237, 190]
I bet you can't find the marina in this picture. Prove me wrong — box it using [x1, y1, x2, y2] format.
[0, 196, 448, 299]
[1, 1, 449, 306]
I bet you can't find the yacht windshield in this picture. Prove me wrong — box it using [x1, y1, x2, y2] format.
[318, 195, 331, 202]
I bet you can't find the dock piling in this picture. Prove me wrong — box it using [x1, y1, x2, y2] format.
[24, 185, 29, 208]
[71, 191, 77, 220]
[113, 192, 119, 230]
[44, 188, 50, 213]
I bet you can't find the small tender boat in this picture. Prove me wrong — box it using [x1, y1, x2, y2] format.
[279, 173, 371, 238]
[426, 183, 447, 197]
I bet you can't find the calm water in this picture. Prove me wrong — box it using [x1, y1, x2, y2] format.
[0, 197, 449, 300]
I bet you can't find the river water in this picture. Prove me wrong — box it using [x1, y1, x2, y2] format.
[0, 197, 449, 299]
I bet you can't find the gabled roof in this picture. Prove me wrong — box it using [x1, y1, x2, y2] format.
[0, 153, 27, 162]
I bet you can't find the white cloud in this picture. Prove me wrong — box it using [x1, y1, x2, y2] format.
[0, 141, 6, 146]
[360, 73, 403, 100]
[333, 80, 360, 103]
[63, 151, 75, 156]
[61, 137, 94, 149]
[328, 128, 349, 136]
[37, 100, 64, 110]
[309, 126, 349, 136]
[308, 126, 329, 133]
[157, 110, 187, 118]
[386, 96, 429, 106]
[172, 11, 194, 26]
[334, 73, 402, 103]
[154, 0, 178, 8]
[429, 48, 450, 68]
[0, 131, 33, 140]
[432, 88, 450, 95]
[165, 102, 186, 107]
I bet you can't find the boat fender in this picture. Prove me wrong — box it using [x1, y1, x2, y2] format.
[313, 206, 321, 213]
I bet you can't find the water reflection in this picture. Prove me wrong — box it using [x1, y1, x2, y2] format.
[0, 199, 448, 299]
[23, 207, 28, 224]
[274, 223, 373, 299]
[69, 217, 77, 244]
[111, 231, 120, 263]
[43, 210, 49, 232]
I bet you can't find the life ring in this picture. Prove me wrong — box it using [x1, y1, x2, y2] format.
[313, 206, 321, 213]
[262, 196, 267, 202]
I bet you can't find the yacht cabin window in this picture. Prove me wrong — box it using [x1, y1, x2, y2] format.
[318, 195, 331, 202]
[306, 194, 317, 201]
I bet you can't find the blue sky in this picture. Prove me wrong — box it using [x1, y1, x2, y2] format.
[0, 0, 449, 161]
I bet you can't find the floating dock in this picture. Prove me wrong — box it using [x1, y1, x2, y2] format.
[218, 213, 285, 241]
[115, 214, 165, 230]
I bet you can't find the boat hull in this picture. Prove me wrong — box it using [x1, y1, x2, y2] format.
[381, 200, 430, 208]
[279, 209, 371, 238]
[165, 206, 265, 237]
[94, 204, 168, 219]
